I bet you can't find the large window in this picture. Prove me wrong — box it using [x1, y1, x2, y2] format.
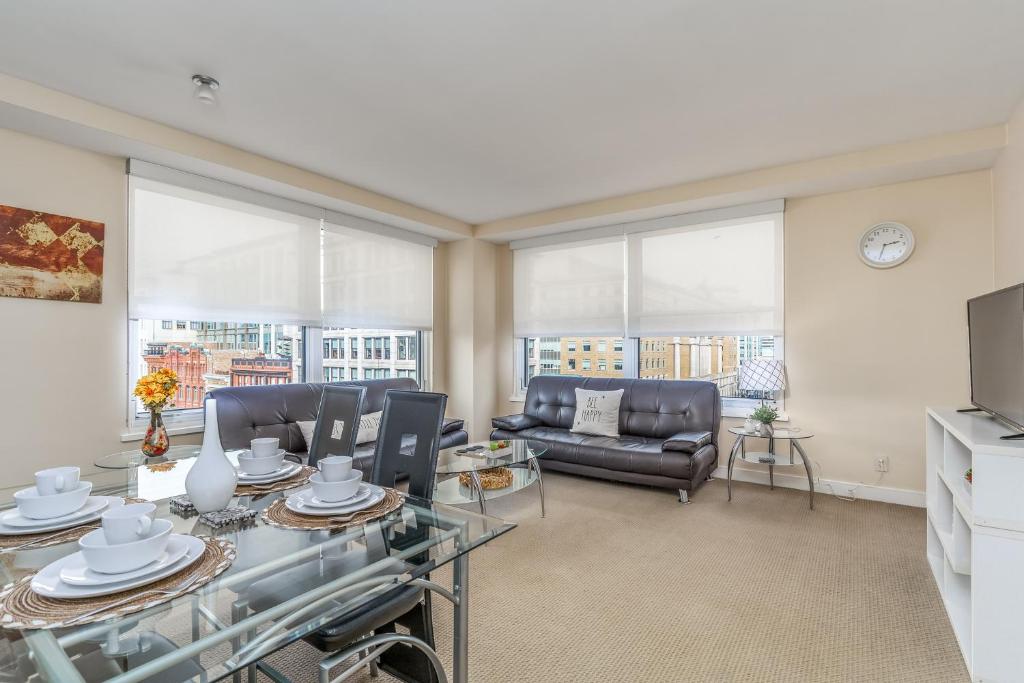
[321, 329, 423, 386]
[512, 204, 784, 415]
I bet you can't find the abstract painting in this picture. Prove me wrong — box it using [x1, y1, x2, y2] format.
[0, 204, 104, 303]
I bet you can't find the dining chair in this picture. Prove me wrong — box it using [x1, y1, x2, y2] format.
[307, 384, 366, 467]
[240, 390, 449, 683]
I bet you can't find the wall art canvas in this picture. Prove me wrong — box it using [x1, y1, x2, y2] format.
[0, 204, 104, 303]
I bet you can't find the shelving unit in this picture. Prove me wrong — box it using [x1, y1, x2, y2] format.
[925, 408, 1024, 681]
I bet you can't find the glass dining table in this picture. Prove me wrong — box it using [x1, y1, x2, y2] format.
[0, 456, 514, 683]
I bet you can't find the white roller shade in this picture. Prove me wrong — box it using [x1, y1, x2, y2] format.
[129, 177, 321, 324]
[514, 236, 626, 337]
[626, 214, 783, 336]
[323, 222, 433, 329]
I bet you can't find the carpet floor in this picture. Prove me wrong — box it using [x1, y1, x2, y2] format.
[256, 472, 969, 682]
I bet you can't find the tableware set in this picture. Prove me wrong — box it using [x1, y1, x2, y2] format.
[1, 467, 122, 537]
[236, 437, 296, 481]
[285, 455, 384, 516]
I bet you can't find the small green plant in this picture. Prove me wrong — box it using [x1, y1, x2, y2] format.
[750, 404, 779, 424]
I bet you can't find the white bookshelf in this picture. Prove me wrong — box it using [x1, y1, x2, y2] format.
[926, 408, 1024, 681]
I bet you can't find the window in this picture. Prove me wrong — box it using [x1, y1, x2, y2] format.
[568, 358, 576, 370]
[351, 338, 359, 359]
[567, 340, 576, 352]
[582, 359, 591, 371]
[582, 340, 591, 352]
[614, 339, 622, 352]
[598, 360, 607, 371]
[614, 359, 623, 371]
[322, 328, 424, 387]
[161, 320, 172, 330]
[598, 340, 606, 353]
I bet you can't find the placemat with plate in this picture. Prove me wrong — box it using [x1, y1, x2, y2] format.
[235, 465, 316, 496]
[261, 487, 404, 531]
[0, 497, 148, 551]
[0, 537, 235, 630]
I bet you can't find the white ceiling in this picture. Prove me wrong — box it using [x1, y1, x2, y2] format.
[1, 1, 1023, 225]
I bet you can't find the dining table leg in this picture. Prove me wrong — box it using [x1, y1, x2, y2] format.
[453, 552, 469, 683]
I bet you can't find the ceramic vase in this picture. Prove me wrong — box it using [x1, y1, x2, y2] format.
[757, 422, 773, 438]
[185, 399, 237, 512]
[141, 409, 169, 457]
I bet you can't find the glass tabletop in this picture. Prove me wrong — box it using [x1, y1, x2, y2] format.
[435, 439, 548, 474]
[0, 458, 515, 683]
[94, 444, 201, 470]
[728, 427, 814, 439]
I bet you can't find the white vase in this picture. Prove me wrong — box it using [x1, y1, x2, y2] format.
[185, 399, 237, 513]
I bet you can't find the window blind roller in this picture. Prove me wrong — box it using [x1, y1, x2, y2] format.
[323, 222, 433, 329]
[129, 177, 321, 324]
[626, 214, 783, 336]
[513, 236, 626, 337]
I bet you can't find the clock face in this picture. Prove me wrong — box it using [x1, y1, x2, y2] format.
[859, 222, 915, 268]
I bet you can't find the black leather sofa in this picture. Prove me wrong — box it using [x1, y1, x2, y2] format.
[491, 376, 721, 501]
[210, 378, 468, 472]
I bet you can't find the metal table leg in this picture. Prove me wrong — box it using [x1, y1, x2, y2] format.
[727, 435, 743, 501]
[528, 457, 546, 518]
[792, 440, 815, 510]
[452, 552, 469, 683]
[468, 471, 487, 516]
[768, 436, 775, 490]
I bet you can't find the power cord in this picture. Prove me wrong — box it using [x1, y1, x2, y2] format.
[811, 458, 885, 503]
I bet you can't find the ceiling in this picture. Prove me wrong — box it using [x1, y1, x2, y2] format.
[1, 1, 1023, 225]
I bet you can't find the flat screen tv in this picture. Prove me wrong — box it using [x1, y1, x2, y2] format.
[967, 283, 1024, 437]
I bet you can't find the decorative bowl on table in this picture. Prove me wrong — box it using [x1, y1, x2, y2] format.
[460, 467, 514, 490]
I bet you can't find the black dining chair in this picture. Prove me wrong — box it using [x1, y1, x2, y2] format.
[307, 384, 366, 467]
[240, 390, 449, 683]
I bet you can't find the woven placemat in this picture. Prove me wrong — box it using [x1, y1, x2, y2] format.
[261, 487, 404, 531]
[0, 537, 235, 630]
[0, 497, 148, 551]
[235, 465, 315, 496]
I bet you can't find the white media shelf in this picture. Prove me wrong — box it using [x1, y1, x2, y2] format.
[926, 407, 1024, 681]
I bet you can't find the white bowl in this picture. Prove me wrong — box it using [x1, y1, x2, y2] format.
[13, 481, 93, 520]
[310, 470, 363, 503]
[237, 449, 286, 475]
[78, 518, 173, 574]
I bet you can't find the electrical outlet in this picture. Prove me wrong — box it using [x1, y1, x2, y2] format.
[874, 456, 889, 473]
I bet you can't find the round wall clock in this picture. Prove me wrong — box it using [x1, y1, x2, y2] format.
[858, 222, 915, 268]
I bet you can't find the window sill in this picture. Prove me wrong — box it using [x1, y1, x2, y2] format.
[508, 393, 526, 403]
[722, 406, 789, 421]
[120, 423, 204, 443]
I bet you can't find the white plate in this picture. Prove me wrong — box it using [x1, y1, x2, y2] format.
[0, 497, 122, 535]
[60, 535, 191, 586]
[236, 461, 300, 483]
[32, 535, 206, 599]
[286, 485, 386, 516]
[297, 484, 372, 509]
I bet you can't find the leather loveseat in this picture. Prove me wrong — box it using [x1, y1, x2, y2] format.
[210, 378, 468, 473]
[491, 376, 720, 501]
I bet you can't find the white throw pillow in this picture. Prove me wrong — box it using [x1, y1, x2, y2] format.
[356, 411, 383, 445]
[297, 420, 316, 450]
[570, 388, 623, 438]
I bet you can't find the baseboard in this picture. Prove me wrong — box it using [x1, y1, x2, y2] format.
[712, 466, 926, 508]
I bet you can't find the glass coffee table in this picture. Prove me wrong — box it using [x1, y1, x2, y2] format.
[95, 445, 201, 470]
[434, 439, 547, 517]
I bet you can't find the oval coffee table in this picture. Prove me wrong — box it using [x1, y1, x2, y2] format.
[726, 426, 815, 509]
[433, 439, 548, 517]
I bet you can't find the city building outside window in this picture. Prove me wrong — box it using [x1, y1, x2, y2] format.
[568, 358, 576, 370]
[567, 340, 576, 352]
[582, 359, 591, 371]
[614, 339, 623, 352]
[161, 320, 173, 330]
[582, 340, 591, 352]
[598, 340, 606, 353]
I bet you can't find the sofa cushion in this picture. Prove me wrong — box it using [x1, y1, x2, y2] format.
[356, 411, 383, 445]
[570, 388, 623, 438]
[442, 417, 466, 434]
[662, 431, 713, 454]
[491, 414, 542, 431]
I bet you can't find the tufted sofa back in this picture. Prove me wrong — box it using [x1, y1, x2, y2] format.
[210, 378, 420, 452]
[521, 376, 721, 445]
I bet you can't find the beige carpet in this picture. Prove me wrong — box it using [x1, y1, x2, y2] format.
[258, 473, 969, 682]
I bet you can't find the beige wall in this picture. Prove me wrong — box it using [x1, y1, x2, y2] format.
[0, 128, 138, 485]
[994, 99, 1024, 288]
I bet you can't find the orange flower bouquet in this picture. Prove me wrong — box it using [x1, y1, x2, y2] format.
[134, 369, 179, 457]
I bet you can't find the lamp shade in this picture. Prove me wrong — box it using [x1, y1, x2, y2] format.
[738, 359, 786, 392]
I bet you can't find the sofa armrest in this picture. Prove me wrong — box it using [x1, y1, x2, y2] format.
[662, 431, 713, 454]
[491, 414, 542, 431]
[441, 417, 465, 435]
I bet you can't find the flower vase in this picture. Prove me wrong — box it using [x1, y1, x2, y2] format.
[185, 399, 237, 513]
[141, 409, 170, 457]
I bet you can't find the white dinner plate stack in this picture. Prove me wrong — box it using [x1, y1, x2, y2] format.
[235, 460, 301, 485]
[285, 483, 386, 516]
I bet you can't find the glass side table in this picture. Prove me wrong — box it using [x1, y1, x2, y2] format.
[726, 426, 815, 510]
[95, 444, 201, 470]
[433, 439, 548, 517]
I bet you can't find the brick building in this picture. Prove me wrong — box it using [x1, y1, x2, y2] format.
[142, 343, 210, 409]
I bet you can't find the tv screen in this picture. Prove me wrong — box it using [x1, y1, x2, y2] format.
[968, 284, 1024, 431]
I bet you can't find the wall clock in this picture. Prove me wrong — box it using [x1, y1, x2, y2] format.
[858, 222, 915, 268]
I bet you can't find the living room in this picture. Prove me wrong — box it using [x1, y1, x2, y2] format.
[1, 2, 1023, 682]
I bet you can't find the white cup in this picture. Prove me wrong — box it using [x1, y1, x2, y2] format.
[318, 455, 353, 482]
[102, 502, 157, 545]
[35, 466, 80, 496]
[250, 437, 280, 458]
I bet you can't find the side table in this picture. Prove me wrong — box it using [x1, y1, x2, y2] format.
[726, 427, 815, 509]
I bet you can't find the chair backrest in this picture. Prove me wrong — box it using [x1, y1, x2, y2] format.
[370, 390, 447, 500]
[307, 385, 366, 467]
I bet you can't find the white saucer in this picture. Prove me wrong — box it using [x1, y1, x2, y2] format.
[286, 485, 385, 516]
[32, 535, 206, 599]
[297, 484, 372, 509]
[0, 497, 122, 535]
[236, 461, 300, 483]
[60, 535, 191, 586]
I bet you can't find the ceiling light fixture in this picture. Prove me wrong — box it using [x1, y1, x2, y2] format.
[191, 75, 220, 104]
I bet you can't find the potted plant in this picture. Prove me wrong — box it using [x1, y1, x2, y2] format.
[133, 368, 179, 457]
[749, 404, 779, 438]
[964, 468, 972, 494]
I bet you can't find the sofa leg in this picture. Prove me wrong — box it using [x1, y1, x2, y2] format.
[678, 489, 689, 504]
